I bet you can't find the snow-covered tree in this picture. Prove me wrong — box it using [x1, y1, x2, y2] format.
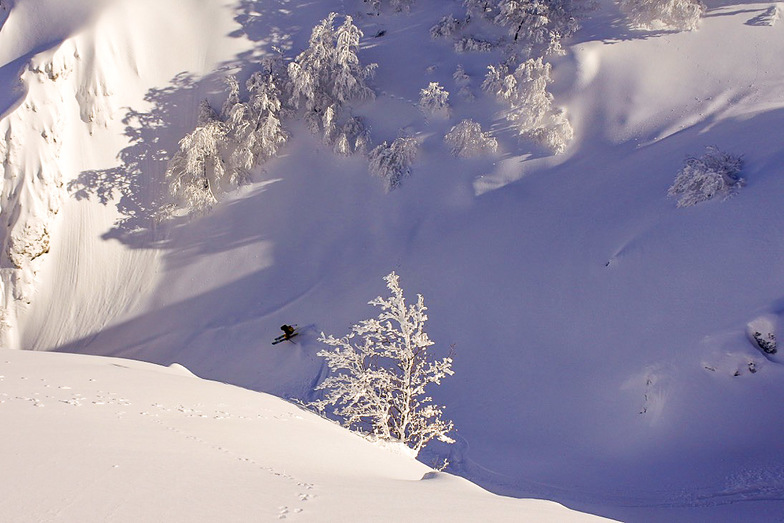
[333, 116, 370, 156]
[464, 0, 499, 19]
[166, 67, 288, 215]
[453, 64, 475, 100]
[617, 0, 705, 30]
[288, 13, 375, 136]
[668, 146, 744, 207]
[431, 14, 467, 39]
[368, 136, 418, 192]
[419, 82, 451, 119]
[444, 119, 498, 157]
[225, 71, 288, 174]
[494, 0, 581, 54]
[483, 57, 572, 153]
[365, 0, 416, 13]
[314, 272, 455, 455]
[165, 100, 228, 213]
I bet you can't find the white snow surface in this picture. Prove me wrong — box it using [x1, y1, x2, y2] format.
[1, 0, 783, 520]
[0, 348, 606, 522]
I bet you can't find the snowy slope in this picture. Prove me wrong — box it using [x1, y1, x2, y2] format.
[1, 0, 783, 520]
[0, 348, 609, 522]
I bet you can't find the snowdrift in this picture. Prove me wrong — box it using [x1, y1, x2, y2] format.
[0, 348, 609, 522]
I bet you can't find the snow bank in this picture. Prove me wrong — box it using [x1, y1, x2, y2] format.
[0, 348, 609, 522]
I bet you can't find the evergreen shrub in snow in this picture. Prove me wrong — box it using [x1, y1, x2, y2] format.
[453, 65, 474, 100]
[494, 0, 581, 54]
[368, 136, 418, 192]
[365, 0, 415, 13]
[617, 0, 705, 30]
[419, 82, 451, 119]
[483, 57, 573, 153]
[430, 14, 466, 39]
[314, 272, 454, 455]
[667, 147, 744, 207]
[444, 119, 498, 157]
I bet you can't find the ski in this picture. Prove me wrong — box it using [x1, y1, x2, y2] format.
[272, 325, 299, 345]
[272, 332, 299, 345]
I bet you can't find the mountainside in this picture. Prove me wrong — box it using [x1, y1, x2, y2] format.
[1, 0, 784, 520]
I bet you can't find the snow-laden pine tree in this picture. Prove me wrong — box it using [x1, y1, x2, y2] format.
[668, 146, 744, 207]
[444, 119, 498, 157]
[483, 57, 572, 153]
[314, 272, 455, 455]
[366, 0, 416, 13]
[224, 71, 288, 178]
[165, 100, 228, 213]
[288, 13, 375, 138]
[485, 0, 582, 55]
[419, 82, 451, 119]
[368, 136, 418, 191]
[617, 0, 705, 30]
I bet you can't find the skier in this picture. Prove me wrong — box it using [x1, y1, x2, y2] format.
[280, 324, 296, 340]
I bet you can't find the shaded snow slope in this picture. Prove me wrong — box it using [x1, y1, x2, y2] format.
[0, 348, 609, 522]
[2, 0, 784, 520]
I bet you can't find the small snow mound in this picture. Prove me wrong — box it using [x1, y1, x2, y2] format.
[369, 438, 418, 459]
[168, 363, 197, 377]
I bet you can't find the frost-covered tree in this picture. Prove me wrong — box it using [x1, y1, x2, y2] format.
[333, 116, 370, 156]
[494, 0, 581, 54]
[617, 0, 705, 30]
[165, 100, 228, 213]
[365, 0, 415, 13]
[464, 0, 499, 19]
[444, 119, 498, 157]
[288, 13, 376, 136]
[430, 14, 467, 39]
[166, 67, 288, 214]
[453, 64, 474, 100]
[419, 82, 451, 119]
[224, 71, 288, 177]
[667, 146, 744, 207]
[483, 57, 572, 153]
[368, 136, 418, 192]
[314, 272, 455, 455]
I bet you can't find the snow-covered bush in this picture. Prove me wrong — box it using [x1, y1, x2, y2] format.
[332, 116, 370, 156]
[313, 272, 455, 455]
[419, 82, 451, 119]
[464, 0, 499, 19]
[667, 147, 744, 207]
[444, 119, 498, 157]
[368, 136, 418, 192]
[482, 57, 573, 153]
[752, 331, 777, 354]
[430, 14, 467, 39]
[454, 36, 496, 53]
[453, 65, 474, 100]
[617, 0, 705, 30]
[494, 0, 582, 55]
[288, 13, 376, 136]
[365, 0, 415, 13]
